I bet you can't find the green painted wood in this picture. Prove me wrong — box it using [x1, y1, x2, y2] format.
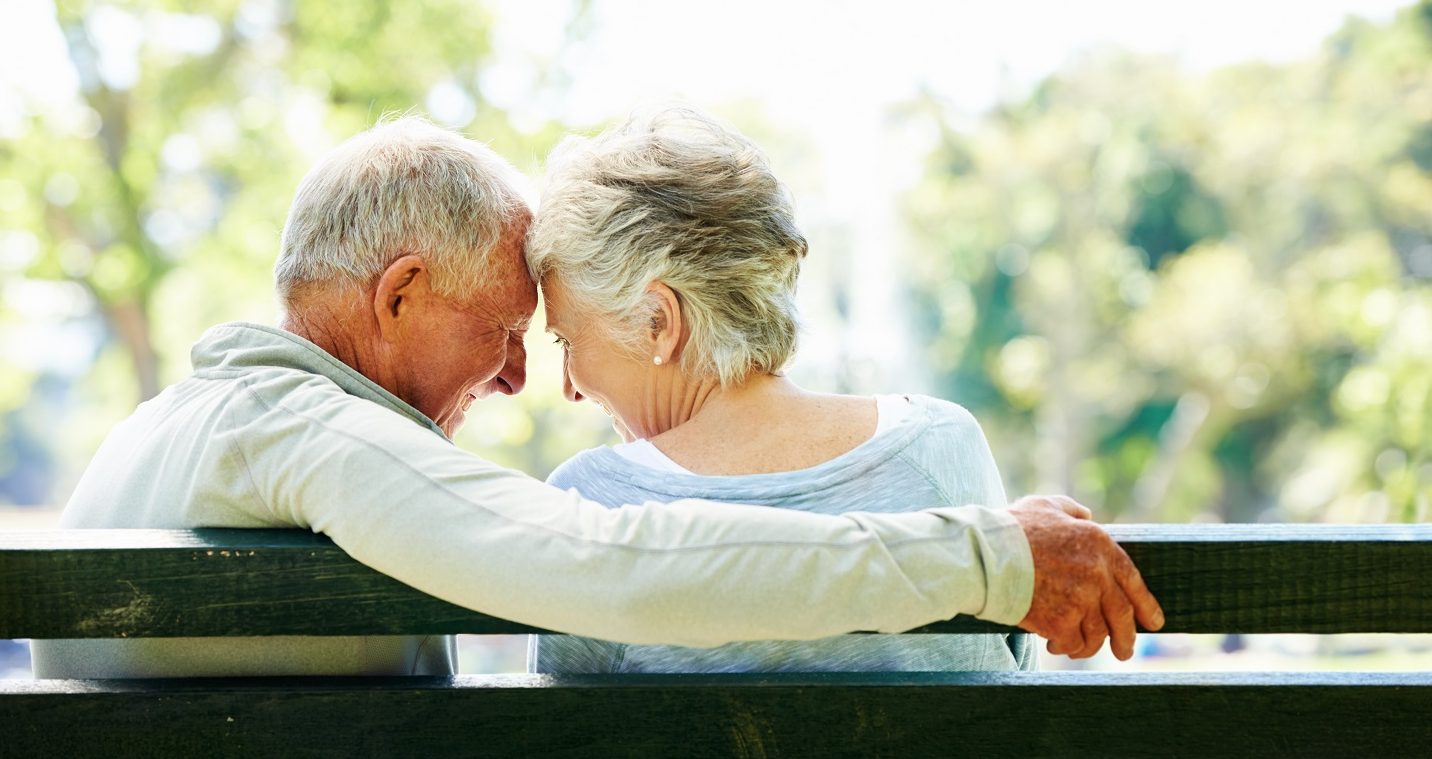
[0, 528, 553, 638]
[4, 672, 1431, 757]
[4, 524, 1432, 638]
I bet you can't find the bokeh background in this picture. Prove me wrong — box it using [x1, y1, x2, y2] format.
[1, 0, 1429, 674]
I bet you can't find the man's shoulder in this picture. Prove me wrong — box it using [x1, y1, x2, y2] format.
[221, 362, 351, 417]
[57, 365, 348, 530]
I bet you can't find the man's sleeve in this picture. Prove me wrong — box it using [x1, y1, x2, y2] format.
[238, 388, 1034, 649]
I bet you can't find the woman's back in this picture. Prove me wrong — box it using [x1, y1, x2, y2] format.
[530, 394, 1034, 674]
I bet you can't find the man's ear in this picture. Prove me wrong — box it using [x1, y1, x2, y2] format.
[373, 254, 432, 342]
[646, 281, 685, 364]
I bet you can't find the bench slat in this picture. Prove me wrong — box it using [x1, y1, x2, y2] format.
[4, 524, 1431, 638]
[4, 672, 1431, 757]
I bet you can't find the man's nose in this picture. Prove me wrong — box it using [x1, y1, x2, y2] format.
[562, 360, 583, 403]
[496, 341, 526, 396]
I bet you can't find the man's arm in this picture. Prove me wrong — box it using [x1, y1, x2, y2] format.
[240, 389, 1033, 648]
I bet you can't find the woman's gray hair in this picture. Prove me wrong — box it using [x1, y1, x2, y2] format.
[527, 108, 808, 386]
[275, 116, 529, 304]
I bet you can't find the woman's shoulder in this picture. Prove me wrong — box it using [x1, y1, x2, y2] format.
[544, 445, 619, 490]
[902, 394, 984, 435]
[894, 394, 1006, 506]
[895, 395, 997, 466]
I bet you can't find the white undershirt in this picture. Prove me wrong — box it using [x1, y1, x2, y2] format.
[612, 394, 914, 475]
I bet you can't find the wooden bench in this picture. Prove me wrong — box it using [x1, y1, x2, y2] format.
[3, 524, 1431, 757]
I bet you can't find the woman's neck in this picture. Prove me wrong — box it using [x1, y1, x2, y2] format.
[647, 374, 878, 476]
[657, 373, 798, 436]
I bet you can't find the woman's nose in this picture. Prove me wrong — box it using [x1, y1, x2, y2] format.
[562, 362, 583, 403]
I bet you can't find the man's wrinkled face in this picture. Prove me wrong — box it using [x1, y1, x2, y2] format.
[400, 221, 538, 436]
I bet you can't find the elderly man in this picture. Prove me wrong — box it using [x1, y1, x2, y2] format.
[33, 118, 1161, 679]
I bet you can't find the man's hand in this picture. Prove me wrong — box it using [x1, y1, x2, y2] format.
[1010, 496, 1164, 661]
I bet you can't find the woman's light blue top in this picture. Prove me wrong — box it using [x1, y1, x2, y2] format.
[529, 394, 1035, 674]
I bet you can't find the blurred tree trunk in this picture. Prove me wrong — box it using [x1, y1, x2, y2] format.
[1130, 392, 1213, 520]
[105, 300, 161, 401]
[57, 8, 165, 401]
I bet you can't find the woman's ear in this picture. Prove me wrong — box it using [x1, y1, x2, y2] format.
[646, 281, 685, 365]
[372, 254, 432, 342]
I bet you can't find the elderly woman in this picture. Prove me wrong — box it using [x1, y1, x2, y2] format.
[526, 108, 1032, 674]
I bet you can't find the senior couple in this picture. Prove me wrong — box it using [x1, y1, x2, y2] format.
[33, 108, 1161, 679]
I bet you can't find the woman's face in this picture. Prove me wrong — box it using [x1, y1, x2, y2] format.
[541, 276, 653, 441]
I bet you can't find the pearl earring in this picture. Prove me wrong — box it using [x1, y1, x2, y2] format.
[653, 356, 663, 366]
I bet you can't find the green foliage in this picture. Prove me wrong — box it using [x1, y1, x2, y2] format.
[3, 1, 1428, 520]
[0, 0, 599, 498]
[905, 5, 1432, 523]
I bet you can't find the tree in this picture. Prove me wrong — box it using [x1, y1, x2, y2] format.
[0, 0, 579, 500]
[903, 5, 1432, 523]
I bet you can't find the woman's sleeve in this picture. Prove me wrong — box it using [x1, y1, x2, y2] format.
[911, 398, 1040, 668]
[917, 399, 1010, 510]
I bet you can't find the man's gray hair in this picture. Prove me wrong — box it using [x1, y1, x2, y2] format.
[275, 116, 529, 304]
[527, 108, 808, 386]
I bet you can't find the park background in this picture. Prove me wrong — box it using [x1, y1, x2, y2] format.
[1, 0, 1429, 674]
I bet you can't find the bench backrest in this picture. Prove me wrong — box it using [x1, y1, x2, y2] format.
[4, 524, 1431, 757]
[5, 524, 1431, 638]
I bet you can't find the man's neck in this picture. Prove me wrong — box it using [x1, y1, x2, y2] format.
[279, 296, 388, 390]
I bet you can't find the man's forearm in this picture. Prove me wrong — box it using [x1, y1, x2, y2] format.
[314, 468, 1033, 646]
[263, 400, 1034, 647]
